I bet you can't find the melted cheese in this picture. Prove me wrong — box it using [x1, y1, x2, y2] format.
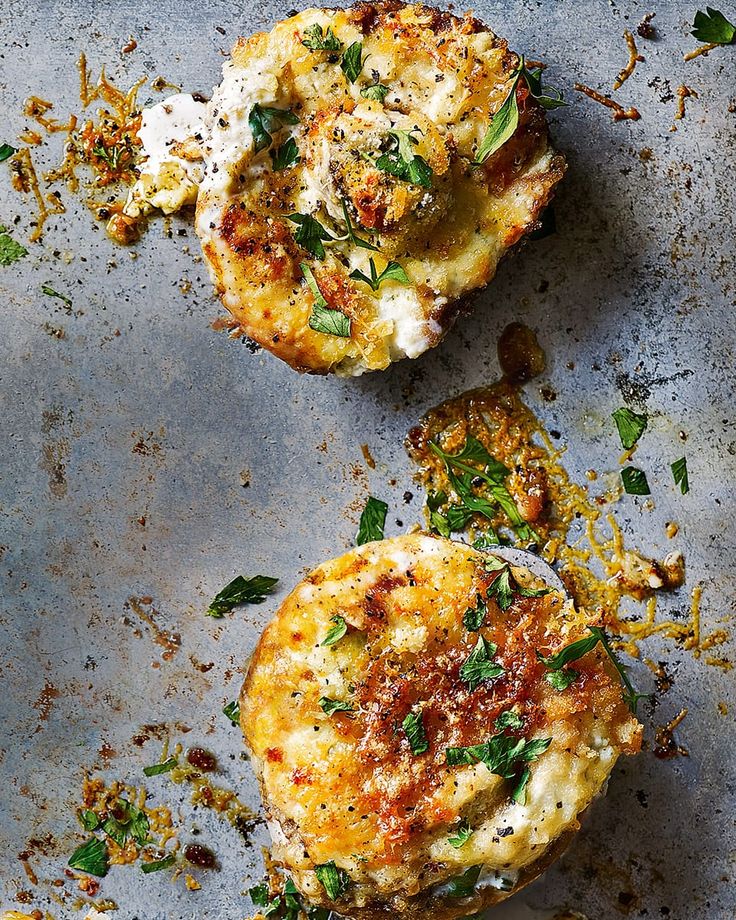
[241, 534, 641, 917]
[194, 4, 565, 375]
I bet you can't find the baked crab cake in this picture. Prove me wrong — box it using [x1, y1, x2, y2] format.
[240, 534, 642, 919]
[195, 2, 566, 375]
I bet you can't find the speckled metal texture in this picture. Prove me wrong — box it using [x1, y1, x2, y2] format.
[0, 1, 734, 918]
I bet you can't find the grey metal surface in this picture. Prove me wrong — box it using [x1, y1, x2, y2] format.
[0, 1, 734, 918]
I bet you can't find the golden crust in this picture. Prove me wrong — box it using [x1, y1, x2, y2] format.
[196, 2, 566, 375]
[241, 535, 641, 917]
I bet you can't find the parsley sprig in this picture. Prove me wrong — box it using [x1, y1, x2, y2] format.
[286, 213, 335, 260]
[459, 635, 504, 690]
[402, 709, 429, 755]
[429, 435, 537, 542]
[537, 625, 648, 712]
[248, 104, 299, 154]
[251, 876, 330, 920]
[315, 861, 351, 900]
[612, 407, 648, 450]
[301, 23, 343, 52]
[68, 836, 109, 877]
[445, 732, 551, 804]
[475, 57, 566, 164]
[350, 257, 409, 291]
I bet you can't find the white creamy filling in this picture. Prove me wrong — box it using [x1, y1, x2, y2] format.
[124, 93, 207, 216]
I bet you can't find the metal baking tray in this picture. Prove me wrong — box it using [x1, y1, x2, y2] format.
[1, 1, 734, 918]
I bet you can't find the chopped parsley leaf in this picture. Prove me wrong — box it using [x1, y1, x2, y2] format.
[447, 864, 482, 898]
[207, 574, 279, 617]
[319, 696, 354, 715]
[375, 129, 432, 188]
[78, 808, 100, 831]
[68, 836, 109, 877]
[494, 709, 524, 731]
[459, 635, 504, 690]
[0, 230, 28, 266]
[270, 137, 300, 171]
[522, 65, 568, 109]
[340, 41, 364, 82]
[544, 668, 579, 691]
[223, 700, 240, 725]
[356, 495, 388, 545]
[511, 766, 531, 804]
[621, 466, 650, 495]
[102, 798, 149, 848]
[484, 556, 548, 612]
[248, 104, 299, 154]
[402, 709, 429, 755]
[361, 82, 389, 102]
[315, 860, 351, 900]
[463, 593, 488, 631]
[143, 756, 178, 777]
[0, 143, 16, 162]
[445, 733, 551, 778]
[671, 456, 689, 494]
[141, 854, 176, 873]
[301, 23, 343, 52]
[41, 284, 73, 308]
[612, 407, 648, 450]
[691, 7, 736, 44]
[448, 819, 474, 848]
[249, 883, 271, 906]
[301, 263, 351, 337]
[350, 257, 409, 291]
[322, 614, 348, 646]
[286, 213, 335, 260]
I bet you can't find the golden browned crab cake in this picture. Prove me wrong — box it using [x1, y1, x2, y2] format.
[240, 534, 641, 918]
[196, 2, 566, 375]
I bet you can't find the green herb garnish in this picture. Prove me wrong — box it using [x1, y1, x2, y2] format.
[302, 263, 351, 337]
[494, 709, 524, 731]
[301, 23, 343, 52]
[429, 435, 537, 542]
[375, 129, 432, 188]
[341, 42, 364, 82]
[270, 137, 300, 171]
[223, 700, 240, 725]
[350, 257, 409, 291]
[612, 407, 648, 450]
[445, 733, 551, 776]
[361, 82, 389, 102]
[143, 756, 178, 777]
[485, 556, 548, 612]
[402, 709, 429, 755]
[671, 456, 689, 494]
[621, 466, 650, 495]
[207, 574, 279, 617]
[463, 593, 488, 631]
[459, 635, 504, 690]
[41, 284, 73, 308]
[68, 836, 109, 877]
[544, 668, 579, 691]
[248, 104, 299, 154]
[78, 809, 100, 831]
[286, 213, 335, 260]
[522, 65, 568, 109]
[0, 230, 28, 266]
[322, 614, 348, 647]
[691, 7, 736, 44]
[448, 819, 474, 848]
[0, 143, 16, 162]
[356, 495, 388, 545]
[315, 860, 351, 900]
[141, 854, 176, 873]
[319, 696, 354, 715]
[249, 883, 271, 906]
[102, 798, 149, 848]
[537, 625, 647, 712]
[340, 199, 379, 251]
[447, 864, 482, 898]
